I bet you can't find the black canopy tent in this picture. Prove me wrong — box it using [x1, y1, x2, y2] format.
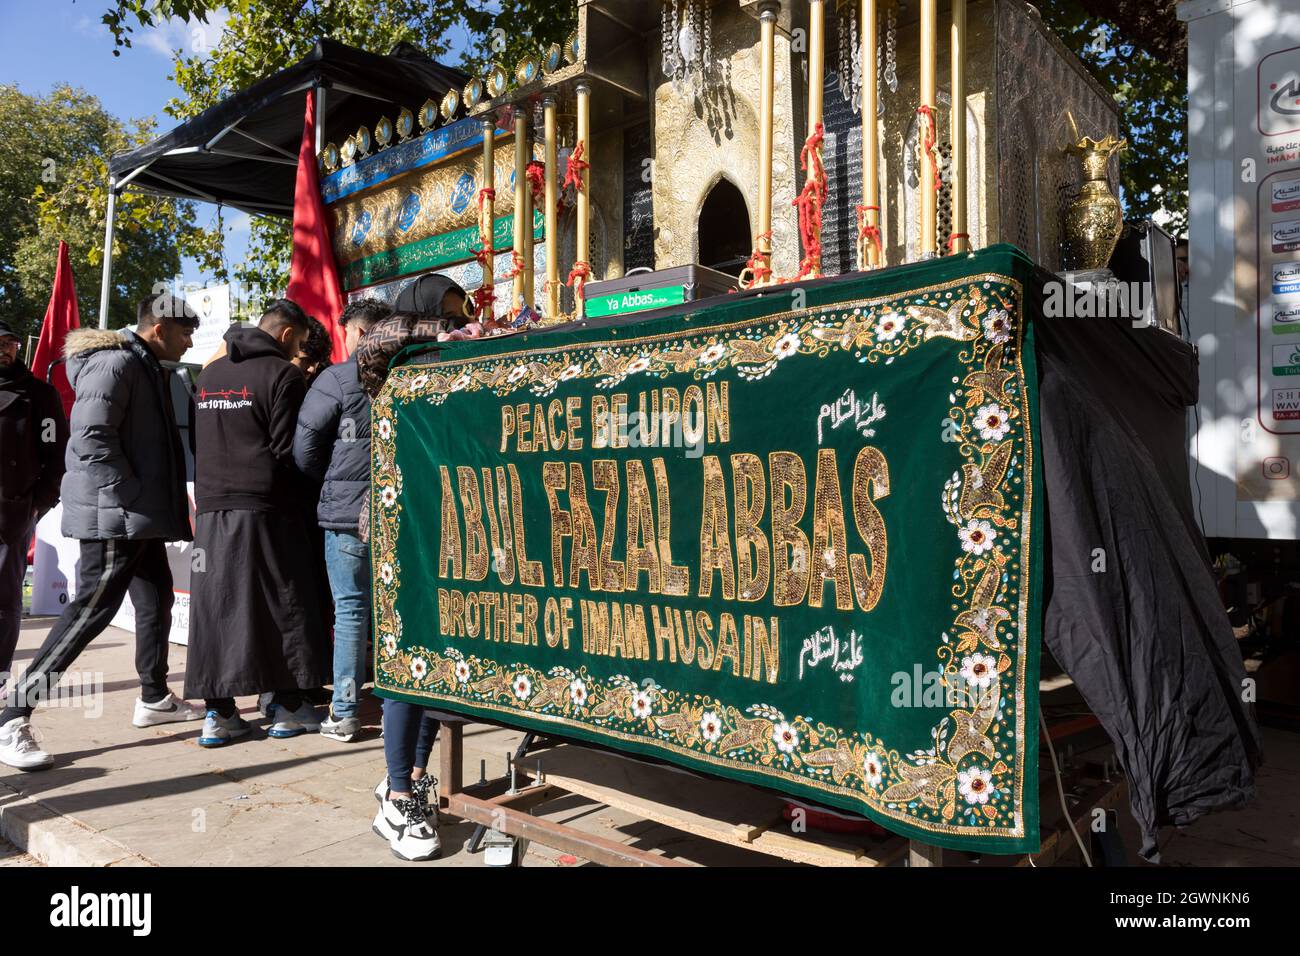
[98, 38, 467, 326]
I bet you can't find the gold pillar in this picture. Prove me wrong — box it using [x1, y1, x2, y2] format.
[512, 109, 529, 310]
[806, 0, 826, 277]
[575, 82, 591, 320]
[860, 0, 880, 269]
[949, 0, 969, 254]
[543, 96, 559, 319]
[480, 119, 495, 321]
[756, 2, 778, 285]
[919, 0, 938, 257]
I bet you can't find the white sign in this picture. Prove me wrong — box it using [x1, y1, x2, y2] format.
[1185, 0, 1300, 537]
[31, 490, 194, 646]
[181, 284, 231, 366]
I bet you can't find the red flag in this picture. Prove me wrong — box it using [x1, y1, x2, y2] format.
[33, 239, 80, 419]
[285, 90, 346, 363]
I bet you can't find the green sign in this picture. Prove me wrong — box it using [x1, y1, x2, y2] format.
[371, 246, 1044, 854]
[584, 285, 686, 318]
[341, 211, 544, 291]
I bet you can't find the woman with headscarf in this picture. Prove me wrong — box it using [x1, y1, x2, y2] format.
[361, 272, 486, 859]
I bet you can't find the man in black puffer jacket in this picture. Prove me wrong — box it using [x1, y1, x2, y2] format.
[293, 298, 391, 741]
[0, 296, 203, 771]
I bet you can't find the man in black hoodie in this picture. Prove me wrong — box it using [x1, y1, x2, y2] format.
[185, 298, 330, 746]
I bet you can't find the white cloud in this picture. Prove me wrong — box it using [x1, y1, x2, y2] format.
[135, 8, 231, 60]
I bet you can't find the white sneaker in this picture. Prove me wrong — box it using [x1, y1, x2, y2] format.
[319, 708, 360, 743]
[373, 792, 440, 861]
[132, 693, 204, 727]
[373, 775, 437, 824]
[197, 710, 252, 748]
[266, 701, 322, 738]
[0, 717, 53, 770]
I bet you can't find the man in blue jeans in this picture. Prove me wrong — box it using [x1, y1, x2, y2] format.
[293, 298, 392, 741]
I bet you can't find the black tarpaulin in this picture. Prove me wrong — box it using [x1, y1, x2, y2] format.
[108, 38, 466, 218]
[1035, 307, 1264, 863]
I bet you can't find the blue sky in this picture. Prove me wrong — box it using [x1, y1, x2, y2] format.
[2, 1, 249, 286]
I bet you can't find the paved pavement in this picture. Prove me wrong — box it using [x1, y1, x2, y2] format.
[0, 615, 1295, 867]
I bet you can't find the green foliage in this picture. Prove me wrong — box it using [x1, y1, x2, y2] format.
[1039, 1, 1188, 235]
[0, 84, 218, 339]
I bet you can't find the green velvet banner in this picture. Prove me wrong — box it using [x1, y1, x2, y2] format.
[372, 245, 1044, 853]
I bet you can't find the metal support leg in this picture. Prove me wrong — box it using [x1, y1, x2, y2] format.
[464, 731, 543, 855]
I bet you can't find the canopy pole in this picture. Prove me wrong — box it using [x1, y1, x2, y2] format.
[543, 96, 559, 320]
[756, 2, 777, 287]
[574, 82, 591, 321]
[98, 183, 117, 329]
[919, 0, 938, 258]
[314, 86, 326, 155]
[860, 0, 881, 269]
[513, 108, 528, 312]
[479, 119, 496, 323]
[949, 0, 969, 254]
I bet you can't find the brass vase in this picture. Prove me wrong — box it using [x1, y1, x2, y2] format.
[1063, 131, 1127, 272]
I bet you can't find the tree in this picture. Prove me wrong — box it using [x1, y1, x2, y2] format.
[105, 0, 575, 303]
[1038, 1, 1188, 234]
[0, 84, 219, 339]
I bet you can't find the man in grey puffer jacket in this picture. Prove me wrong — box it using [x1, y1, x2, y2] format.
[0, 294, 204, 770]
[293, 298, 391, 741]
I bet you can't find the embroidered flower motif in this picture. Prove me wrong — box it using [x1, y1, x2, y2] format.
[631, 689, 654, 719]
[983, 309, 1011, 343]
[409, 374, 429, 393]
[377, 417, 392, 440]
[410, 657, 428, 682]
[626, 355, 651, 375]
[451, 373, 471, 391]
[380, 485, 398, 509]
[560, 363, 582, 381]
[772, 331, 802, 360]
[512, 674, 532, 700]
[700, 343, 727, 365]
[382, 634, 397, 657]
[958, 518, 995, 555]
[700, 711, 722, 742]
[379, 563, 395, 586]
[863, 750, 885, 788]
[507, 364, 529, 384]
[875, 312, 904, 341]
[569, 679, 587, 708]
[974, 403, 1010, 442]
[772, 721, 800, 754]
[958, 767, 994, 805]
[454, 660, 471, 684]
[959, 653, 999, 690]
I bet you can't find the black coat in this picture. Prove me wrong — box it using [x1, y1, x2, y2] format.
[293, 356, 371, 531]
[59, 328, 191, 541]
[0, 359, 68, 538]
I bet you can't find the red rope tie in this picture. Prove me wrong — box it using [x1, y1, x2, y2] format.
[915, 105, 942, 195]
[524, 160, 546, 207]
[563, 140, 589, 193]
[947, 232, 970, 253]
[856, 204, 882, 264]
[477, 186, 496, 212]
[740, 231, 774, 290]
[791, 121, 827, 281]
[567, 259, 592, 309]
[472, 285, 495, 321]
